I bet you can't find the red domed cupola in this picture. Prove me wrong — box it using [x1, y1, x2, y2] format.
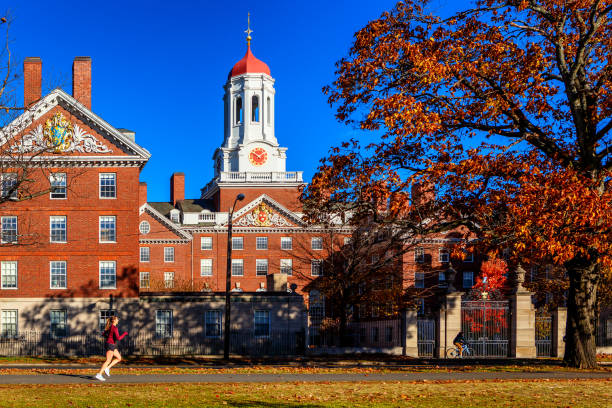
[228, 42, 271, 79]
[228, 15, 270, 79]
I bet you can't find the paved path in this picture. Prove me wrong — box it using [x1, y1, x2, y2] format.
[0, 371, 610, 384]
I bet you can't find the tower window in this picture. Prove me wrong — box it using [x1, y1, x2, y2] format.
[235, 96, 243, 124]
[266, 97, 270, 124]
[252, 95, 259, 122]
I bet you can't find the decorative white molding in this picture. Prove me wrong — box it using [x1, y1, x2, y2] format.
[140, 204, 192, 240]
[10, 122, 112, 154]
[231, 194, 306, 228]
[0, 89, 150, 162]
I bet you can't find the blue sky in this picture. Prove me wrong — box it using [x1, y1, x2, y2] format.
[7, 0, 455, 201]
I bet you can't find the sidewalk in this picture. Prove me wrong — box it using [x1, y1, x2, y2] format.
[0, 371, 610, 384]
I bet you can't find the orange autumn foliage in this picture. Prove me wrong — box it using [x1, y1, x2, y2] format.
[304, 0, 612, 368]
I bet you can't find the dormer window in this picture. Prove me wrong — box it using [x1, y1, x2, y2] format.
[235, 96, 243, 124]
[252, 95, 259, 122]
[170, 211, 179, 223]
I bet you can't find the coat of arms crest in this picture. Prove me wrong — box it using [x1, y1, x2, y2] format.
[43, 113, 73, 153]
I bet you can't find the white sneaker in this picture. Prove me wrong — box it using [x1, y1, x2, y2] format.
[95, 373, 106, 381]
[104, 368, 110, 377]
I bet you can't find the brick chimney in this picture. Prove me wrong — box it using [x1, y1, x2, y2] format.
[72, 57, 91, 110]
[139, 182, 148, 207]
[23, 57, 42, 107]
[170, 172, 185, 206]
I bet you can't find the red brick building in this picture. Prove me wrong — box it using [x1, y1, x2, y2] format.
[0, 56, 149, 335]
[0, 41, 479, 341]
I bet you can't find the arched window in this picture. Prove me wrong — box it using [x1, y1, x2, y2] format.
[252, 95, 260, 122]
[266, 97, 271, 124]
[235, 96, 243, 124]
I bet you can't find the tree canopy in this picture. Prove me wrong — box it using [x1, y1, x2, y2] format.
[303, 0, 611, 368]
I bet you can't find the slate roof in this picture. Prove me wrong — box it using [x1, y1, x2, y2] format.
[177, 199, 215, 213]
[148, 202, 176, 218]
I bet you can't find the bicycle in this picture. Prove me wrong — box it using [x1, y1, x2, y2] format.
[446, 343, 472, 358]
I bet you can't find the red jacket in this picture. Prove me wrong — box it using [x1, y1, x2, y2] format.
[105, 325, 127, 344]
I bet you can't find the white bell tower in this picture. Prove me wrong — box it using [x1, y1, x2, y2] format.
[201, 17, 303, 200]
[213, 19, 287, 176]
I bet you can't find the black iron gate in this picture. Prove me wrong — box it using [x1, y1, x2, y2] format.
[417, 318, 435, 357]
[461, 300, 509, 357]
[535, 315, 552, 357]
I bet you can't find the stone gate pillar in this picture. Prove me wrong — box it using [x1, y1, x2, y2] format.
[403, 308, 419, 357]
[437, 266, 462, 358]
[510, 264, 537, 358]
[552, 307, 567, 358]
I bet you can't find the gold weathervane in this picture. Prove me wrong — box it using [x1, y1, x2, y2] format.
[245, 12, 253, 45]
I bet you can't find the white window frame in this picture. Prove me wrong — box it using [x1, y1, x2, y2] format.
[231, 237, 243, 250]
[280, 259, 292, 276]
[99, 173, 116, 199]
[49, 172, 67, 199]
[1, 309, 18, 338]
[204, 310, 222, 338]
[463, 271, 474, 288]
[155, 310, 173, 338]
[139, 221, 150, 234]
[50, 309, 67, 338]
[170, 211, 180, 224]
[280, 237, 292, 250]
[311, 237, 323, 250]
[140, 272, 150, 289]
[201, 236, 213, 250]
[1, 261, 17, 289]
[0, 173, 17, 199]
[415, 272, 425, 289]
[140, 247, 150, 262]
[256, 259, 268, 276]
[256, 237, 268, 250]
[231, 259, 243, 276]
[50, 261, 67, 289]
[311, 259, 323, 276]
[50, 216, 67, 243]
[439, 271, 447, 286]
[439, 248, 450, 263]
[164, 247, 175, 263]
[1, 216, 18, 244]
[99, 216, 116, 243]
[254, 310, 270, 338]
[164, 272, 174, 288]
[415, 247, 425, 263]
[200, 259, 213, 276]
[99, 309, 116, 332]
[99, 261, 117, 289]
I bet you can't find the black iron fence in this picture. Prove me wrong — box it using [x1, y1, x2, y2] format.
[461, 301, 509, 358]
[0, 330, 304, 357]
[535, 315, 552, 357]
[596, 317, 612, 347]
[308, 319, 402, 349]
[417, 319, 435, 357]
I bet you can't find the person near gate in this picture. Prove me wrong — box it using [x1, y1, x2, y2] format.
[453, 331, 467, 358]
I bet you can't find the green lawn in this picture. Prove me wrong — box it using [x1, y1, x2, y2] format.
[0, 380, 610, 407]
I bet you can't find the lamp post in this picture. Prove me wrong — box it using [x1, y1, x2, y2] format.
[224, 193, 245, 360]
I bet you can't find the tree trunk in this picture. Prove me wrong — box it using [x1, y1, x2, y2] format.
[564, 255, 600, 369]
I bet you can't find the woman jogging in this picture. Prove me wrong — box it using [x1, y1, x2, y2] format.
[95, 316, 128, 381]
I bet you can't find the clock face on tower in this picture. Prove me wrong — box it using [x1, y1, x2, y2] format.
[249, 147, 268, 166]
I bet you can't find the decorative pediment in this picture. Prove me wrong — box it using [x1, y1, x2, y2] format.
[140, 204, 192, 240]
[10, 112, 112, 154]
[0, 89, 150, 163]
[232, 194, 305, 228]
